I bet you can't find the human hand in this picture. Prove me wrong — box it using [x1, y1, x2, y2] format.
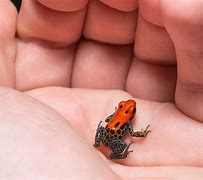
[0, 0, 202, 179]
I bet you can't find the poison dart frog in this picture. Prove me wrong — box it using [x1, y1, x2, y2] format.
[93, 99, 151, 159]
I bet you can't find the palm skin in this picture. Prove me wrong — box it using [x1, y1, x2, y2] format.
[0, 0, 202, 179]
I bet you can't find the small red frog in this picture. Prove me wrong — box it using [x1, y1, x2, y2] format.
[93, 99, 151, 159]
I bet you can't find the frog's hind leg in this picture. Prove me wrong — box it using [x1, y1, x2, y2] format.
[93, 121, 105, 147]
[109, 141, 133, 159]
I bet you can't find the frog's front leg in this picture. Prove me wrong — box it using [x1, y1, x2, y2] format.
[93, 121, 105, 147]
[109, 141, 133, 159]
[105, 112, 115, 122]
[129, 121, 151, 137]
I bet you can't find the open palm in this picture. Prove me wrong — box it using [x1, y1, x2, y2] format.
[0, 0, 202, 179]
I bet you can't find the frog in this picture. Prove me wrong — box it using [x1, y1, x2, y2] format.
[93, 99, 151, 159]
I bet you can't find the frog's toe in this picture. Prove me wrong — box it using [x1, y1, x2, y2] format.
[127, 150, 133, 155]
[97, 121, 103, 127]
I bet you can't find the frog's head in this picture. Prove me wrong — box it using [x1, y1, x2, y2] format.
[118, 99, 136, 119]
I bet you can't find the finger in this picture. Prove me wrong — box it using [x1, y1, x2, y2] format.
[0, 0, 17, 87]
[15, 41, 76, 91]
[16, 0, 86, 90]
[71, 40, 133, 89]
[138, 0, 162, 26]
[0, 87, 118, 179]
[17, 0, 86, 46]
[127, 1, 177, 102]
[161, 0, 203, 122]
[111, 165, 203, 179]
[134, 14, 176, 65]
[27, 87, 203, 167]
[83, 0, 138, 44]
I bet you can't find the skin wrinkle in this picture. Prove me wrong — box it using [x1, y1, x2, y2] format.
[71, 40, 133, 89]
[177, 80, 203, 102]
[177, 49, 203, 78]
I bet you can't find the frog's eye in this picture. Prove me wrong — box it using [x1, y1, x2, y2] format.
[125, 110, 129, 114]
[133, 108, 136, 114]
[118, 101, 125, 109]
[129, 106, 136, 114]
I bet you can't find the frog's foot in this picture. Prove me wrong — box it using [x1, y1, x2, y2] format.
[109, 150, 133, 160]
[109, 142, 133, 159]
[133, 124, 151, 137]
[109, 152, 125, 159]
[142, 124, 151, 136]
[122, 141, 133, 156]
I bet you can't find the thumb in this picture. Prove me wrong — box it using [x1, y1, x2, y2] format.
[17, 0, 87, 47]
